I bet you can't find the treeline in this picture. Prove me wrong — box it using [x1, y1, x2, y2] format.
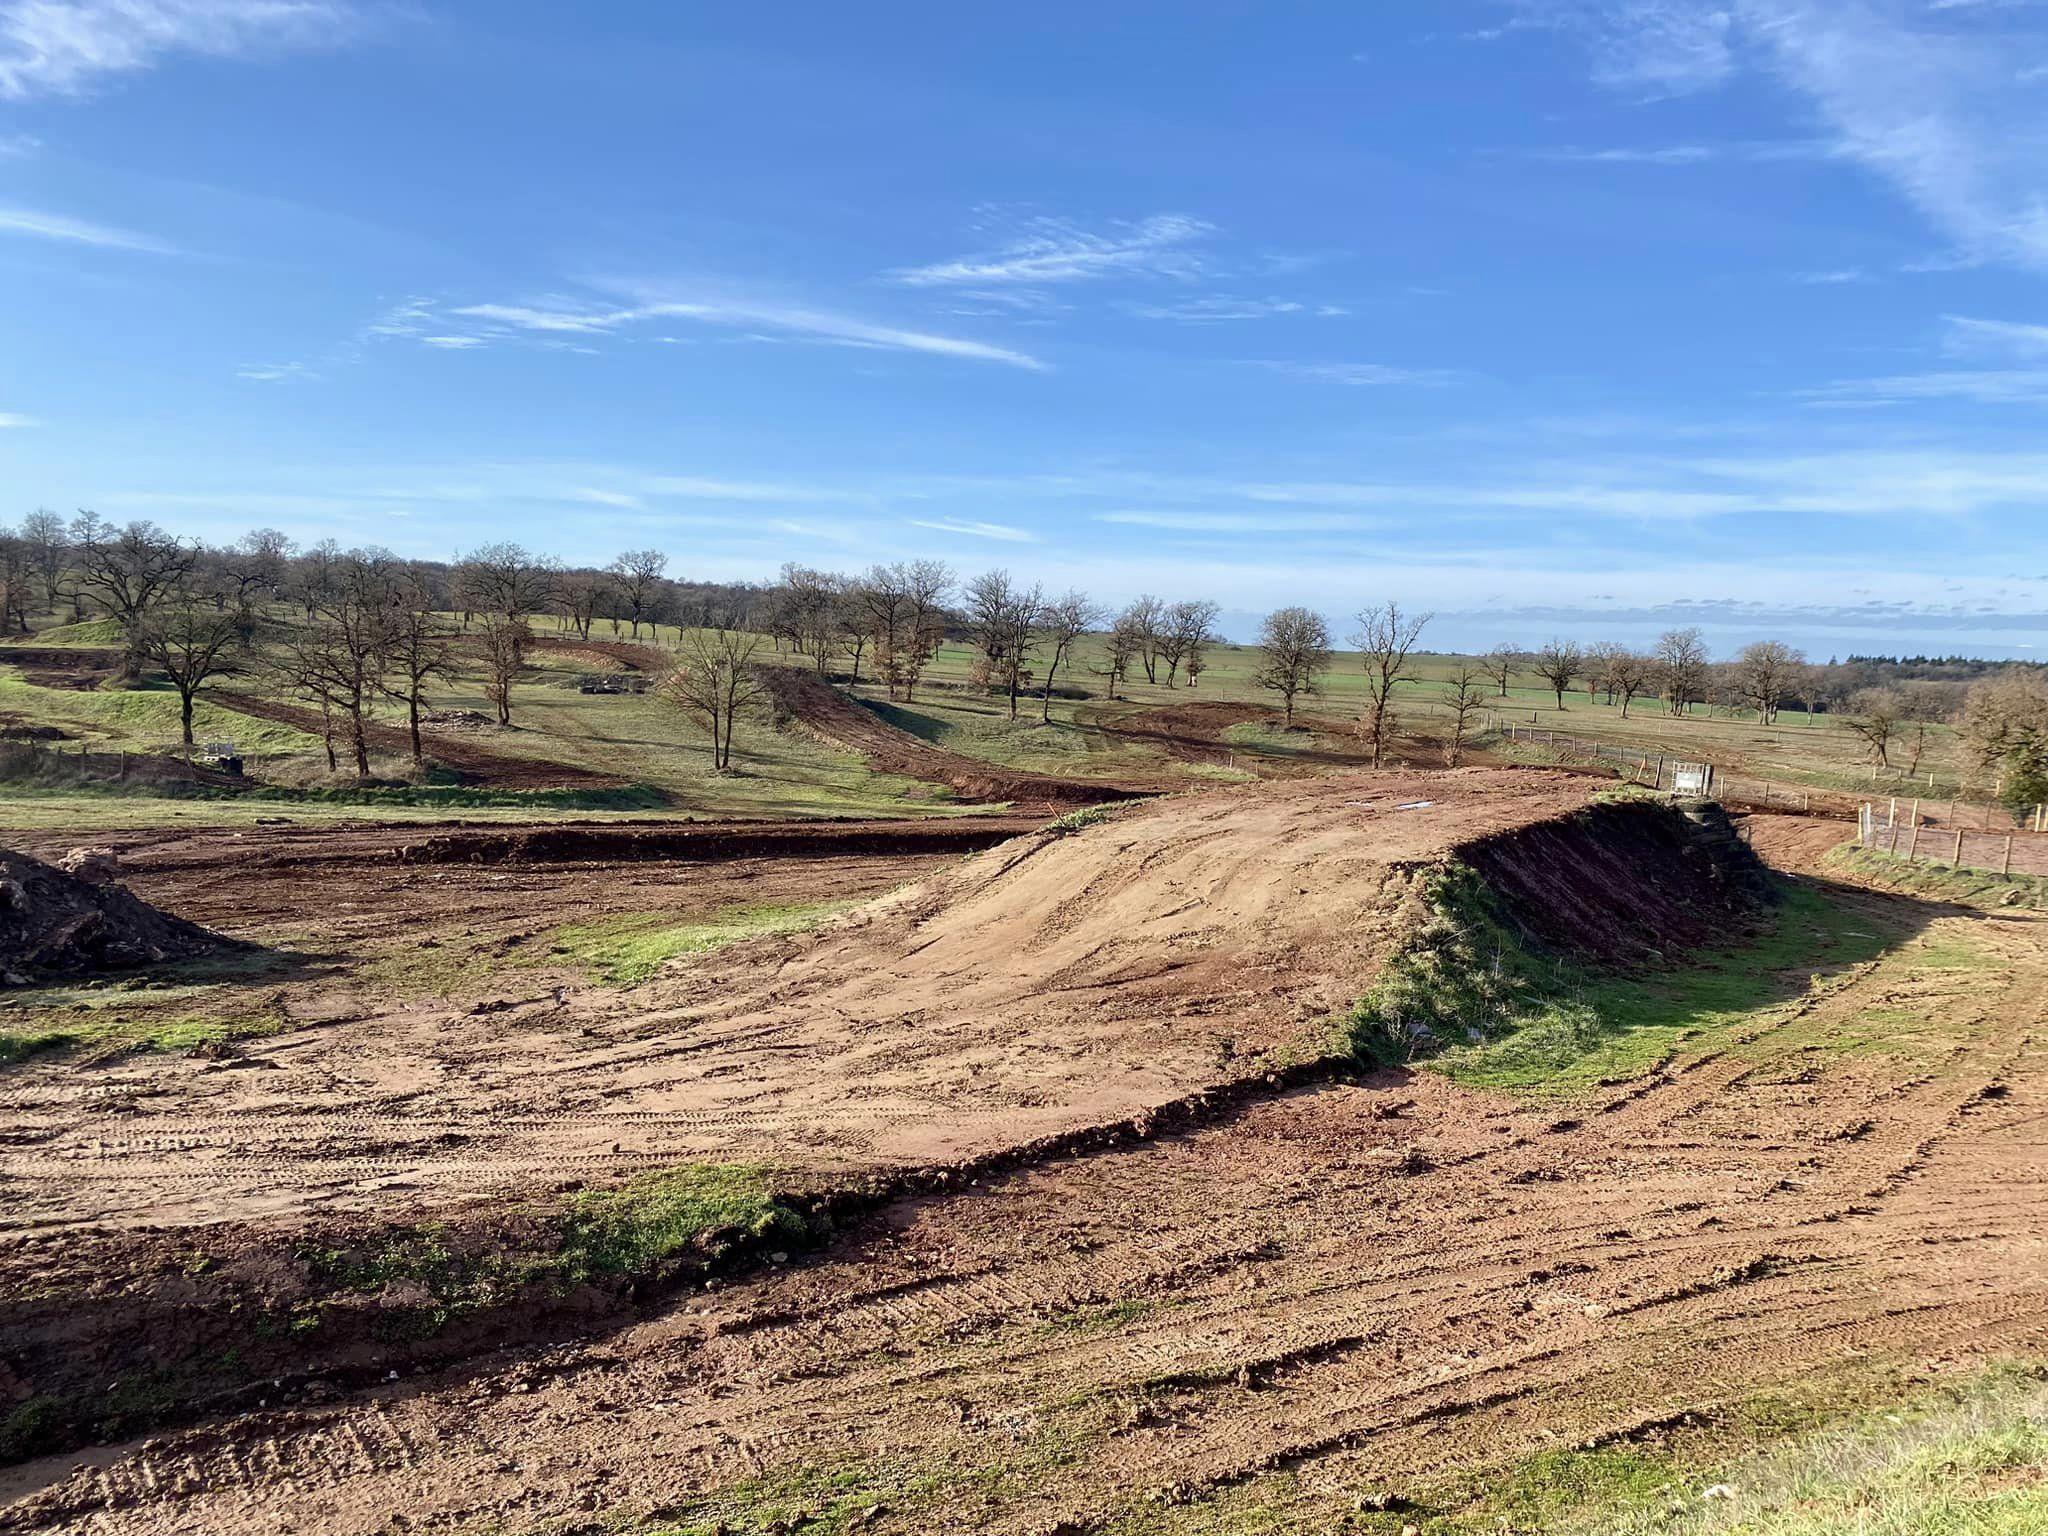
[8, 510, 2046, 805]
[0, 513, 1227, 773]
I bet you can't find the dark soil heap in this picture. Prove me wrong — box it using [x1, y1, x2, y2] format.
[0, 847, 218, 985]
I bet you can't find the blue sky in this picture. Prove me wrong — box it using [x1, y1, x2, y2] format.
[7, 2, 2048, 655]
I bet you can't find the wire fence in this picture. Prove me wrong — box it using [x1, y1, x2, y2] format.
[1856, 803, 2048, 879]
[0, 737, 242, 788]
[1491, 717, 2047, 829]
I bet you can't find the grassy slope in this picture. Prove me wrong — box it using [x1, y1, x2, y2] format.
[1, 608, 1970, 827]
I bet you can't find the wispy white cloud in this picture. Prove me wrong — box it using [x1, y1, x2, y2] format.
[907, 518, 1036, 542]
[237, 360, 317, 382]
[1536, 1, 2048, 272]
[1507, 1, 1736, 94]
[1794, 267, 1869, 284]
[1098, 509, 1378, 534]
[1798, 368, 2048, 405]
[418, 334, 485, 350]
[0, 201, 173, 251]
[1123, 295, 1344, 322]
[1521, 137, 1839, 164]
[0, 0, 359, 100]
[1943, 313, 2048, 355]
[891, 211, 1215, 288]
[441, 287, 1050, 371]
[0, 410, 36, 427]
[0, 130, 37, 155]
[1247, 359, 1459, 386]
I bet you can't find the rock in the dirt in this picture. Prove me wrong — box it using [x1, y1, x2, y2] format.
[0, 846, 218, 985]
[58, 847, 121, 886]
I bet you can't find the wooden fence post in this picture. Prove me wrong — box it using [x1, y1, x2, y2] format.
[1907, 822, 1920, 863]
[1954, 829, 1965, 869]
[2003, 836, 2014, 877]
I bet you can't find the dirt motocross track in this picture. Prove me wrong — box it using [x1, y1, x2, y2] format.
[0, 771, 1604, 1235]
[2, 806, 2045, 1535]
[758, 664, 1151, 810]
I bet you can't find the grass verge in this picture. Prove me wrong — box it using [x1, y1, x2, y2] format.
[1346, 863, 1889, 1095]
[1828, 845, 2048, 912]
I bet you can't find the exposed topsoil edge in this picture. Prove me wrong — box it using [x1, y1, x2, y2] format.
[0, 795, 1772, 1464]
[0, 847, 220, 986]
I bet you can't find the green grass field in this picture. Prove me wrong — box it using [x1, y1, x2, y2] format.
[0, 607, 1975, 829]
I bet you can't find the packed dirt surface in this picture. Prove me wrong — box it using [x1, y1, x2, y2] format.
[0, 846, 219, 984]
[0, 645, 122, 691]
[210, 691, 628, 790]
[3, 817, 1039, 943]
[759, 664, 1150, 810]
[1091, 698, 1457, 777]
[8, 805, 2044, 1534]
[0, 771, 1603, 1236]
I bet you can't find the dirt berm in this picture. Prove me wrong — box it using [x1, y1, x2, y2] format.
[0, 773, 1773, 1462]
[757, 663, 1150, 810]
[0, 847, 218, 985]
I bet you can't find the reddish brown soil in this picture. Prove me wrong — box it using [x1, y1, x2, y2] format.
[3, 818, 1041, 949]
[0, 847, 219, 982]
[210, 691, 627, 790]
[0, 771, 1601, 1237]
[758, 664, 1150, 810]
[5, 824, 2042, 1534]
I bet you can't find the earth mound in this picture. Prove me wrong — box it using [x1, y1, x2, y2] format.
[0, 846, 218, 984]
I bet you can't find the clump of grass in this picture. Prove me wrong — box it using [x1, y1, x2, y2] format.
[557, 1163, 814, 1278]
[534, 901, 852, 985]
[0, 999, 288, 1067]
[1045, 803, 1121, 836]
[292, 1163, 818, 1340]
[1467, 1362, 2048, 1536]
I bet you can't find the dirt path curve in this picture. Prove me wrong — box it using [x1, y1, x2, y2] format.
[7, 842, 2043, 1533]
[757, 664, 1153, 811]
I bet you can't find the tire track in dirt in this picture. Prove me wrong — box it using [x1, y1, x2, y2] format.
[11, 889, 2045, 1535]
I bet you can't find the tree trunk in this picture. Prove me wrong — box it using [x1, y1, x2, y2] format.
[180, 689, 196, 747]
[408, 692, 424, 766]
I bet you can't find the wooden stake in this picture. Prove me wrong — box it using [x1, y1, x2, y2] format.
[1954, 829, 1965, 869]
[2003, 836, 2014, 877]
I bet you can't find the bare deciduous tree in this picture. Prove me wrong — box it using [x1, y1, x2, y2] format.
[1480, 645, 1522, 698]
[1037, 590, 1102, 723]
[71, 516, 196, 675]
[1533, 638, 1583, 711]
[1122, 594, 1166, 685]
[1653, 626, 1709, 717]
[1735, 640, 1804, 724]
[1440, 659, 1489, 767]
[1353, 601, 1431, 768]
[1839, 686, 1904, 769]
[379, 564, 458, 768]
[134, 579, 247, 747]
[662, 622, 766, 772]
[608, 549, 669, 640]
[1160, 599, 1220, 688]
[1098, 607, 1147, 701]
[965, 569, 1045, 720]
[1252, 606, 1331, 726]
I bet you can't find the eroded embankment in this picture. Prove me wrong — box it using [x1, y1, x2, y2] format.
[0, 778, 1774, 1464]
